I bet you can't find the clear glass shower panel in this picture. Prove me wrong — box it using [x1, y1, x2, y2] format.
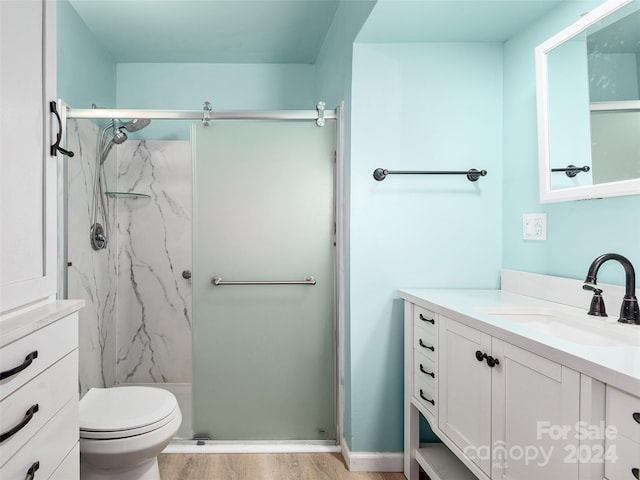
[192, 120, 336, 440]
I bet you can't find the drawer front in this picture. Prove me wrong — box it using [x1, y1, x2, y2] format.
[414, 323, 437, 362]
[607, 386, 640, 444]
[413, 306, 437, 336]
[414, 369, 436, 413]
[0, 313, 78, 401]
[0, 350, 78, 465]
[605, 434, 640, 480]
[49, 443, 79, 480]
[414, 350, 437, 385]
[0, 397, 78, 478]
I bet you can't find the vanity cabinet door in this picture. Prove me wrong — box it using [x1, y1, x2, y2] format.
[0, 0, 57, 313]
[439, 317, 492, 475]
[491, 339, 580, 480]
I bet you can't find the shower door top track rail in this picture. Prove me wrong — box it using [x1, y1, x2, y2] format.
[65, 108, 337, 121]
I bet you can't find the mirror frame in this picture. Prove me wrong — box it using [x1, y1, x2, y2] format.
[535, 0, 640, 203]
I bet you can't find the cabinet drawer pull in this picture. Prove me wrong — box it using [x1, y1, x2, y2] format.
[634, 412, 640, 424]
[419, 364, 435, 378]
[0, 404, 39, 443]
[0, 350, 38, 381]
[632, 468, 639, 479]
[419, 313, 435, 324]
[419, 339, 435, 351]
[419, 389, 435, 405]
[25, 461, 40, 480]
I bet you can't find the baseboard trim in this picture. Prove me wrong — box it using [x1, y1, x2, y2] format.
[340, 437, 403, 472]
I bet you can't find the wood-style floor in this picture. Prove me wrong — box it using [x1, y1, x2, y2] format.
[159, 453, 427, 480]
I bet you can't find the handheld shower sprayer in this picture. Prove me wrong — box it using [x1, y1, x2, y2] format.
[90, 117, 152, 250]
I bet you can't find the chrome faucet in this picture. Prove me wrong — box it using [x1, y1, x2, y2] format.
[583, 253, 640, 325]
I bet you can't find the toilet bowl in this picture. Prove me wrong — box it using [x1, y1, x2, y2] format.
[79, 386, 182, 480]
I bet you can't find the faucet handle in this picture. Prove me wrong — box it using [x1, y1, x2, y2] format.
[585, 286, 608, 317]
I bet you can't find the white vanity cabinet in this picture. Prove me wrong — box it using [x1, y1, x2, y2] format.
[404, 299, 582, 480]
[438, 316, 581, 480]
[401, 276, 640, 480]
[604, 387, 640, 480]
[0, 305, 81, 480]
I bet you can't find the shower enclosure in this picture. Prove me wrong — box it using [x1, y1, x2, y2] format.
[60, 103, 340, 445]
[192, 120, 336, 440]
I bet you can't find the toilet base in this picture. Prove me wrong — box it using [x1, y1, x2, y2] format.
[80, 457, 160, 480]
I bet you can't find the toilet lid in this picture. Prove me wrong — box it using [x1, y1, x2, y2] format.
[80, 386, 178, 439]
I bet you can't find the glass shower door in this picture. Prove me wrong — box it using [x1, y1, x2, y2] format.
[192, 120, 336, 440]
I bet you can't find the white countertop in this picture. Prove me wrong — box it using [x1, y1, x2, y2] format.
[0, 299, 85, 348]
[399, 288, 640, 397]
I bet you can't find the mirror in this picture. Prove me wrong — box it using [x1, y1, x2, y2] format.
[536, 0, 640, 202]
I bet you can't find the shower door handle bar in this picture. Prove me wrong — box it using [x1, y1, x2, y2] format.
[211, 276, 316, 286]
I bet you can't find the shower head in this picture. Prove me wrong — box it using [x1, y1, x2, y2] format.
[113, 118, 151, 133]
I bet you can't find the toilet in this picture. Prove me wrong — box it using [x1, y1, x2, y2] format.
[79, 386, 182, 480]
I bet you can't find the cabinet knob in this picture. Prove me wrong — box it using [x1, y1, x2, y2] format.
[419, 339, 435, 352]
[486, 355, 500, 367]
[633, 412, 640, 424]
[475, 350, 500, 367]
[632, 468, 639, 479]
[419, 313, 435, 324]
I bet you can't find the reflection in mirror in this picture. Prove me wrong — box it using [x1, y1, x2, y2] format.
[536, 0, 640, 202]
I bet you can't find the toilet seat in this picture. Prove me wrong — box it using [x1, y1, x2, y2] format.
[80, 386, 179, 440]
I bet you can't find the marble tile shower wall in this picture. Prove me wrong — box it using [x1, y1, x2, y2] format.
[67, 119, 118, 395]
[67, 119, 192, 393]
[115, 140, 192, 384]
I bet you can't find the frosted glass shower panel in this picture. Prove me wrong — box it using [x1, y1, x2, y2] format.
[192, 120, 336, 440]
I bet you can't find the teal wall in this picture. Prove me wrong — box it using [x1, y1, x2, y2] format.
[314, 0, 377, 447]
[502, 0, 640, 287]
[348, 42, 503, 451]
[59, 0, 640, 456]
[116, 63, 317, 140]
[57, 0, 115, 110]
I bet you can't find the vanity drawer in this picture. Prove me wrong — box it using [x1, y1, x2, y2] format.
[604, 434, 640, 480]
[414, 324, 437, 362]
[0, 397, 78, 478]
[0, 350, 78, 465]
[413, 306, 437, 334]
[607, 386, 640, 444]
[49, 443, 79, 480]
[414, 350, 436, 384]
[0, 313, 78, 401]
[414, 369, 437, 414]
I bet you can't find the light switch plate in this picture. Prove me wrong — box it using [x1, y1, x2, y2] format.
[523, 213, 547, 240]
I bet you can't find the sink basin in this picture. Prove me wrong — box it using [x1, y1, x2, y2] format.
[478, 307, 639, 347]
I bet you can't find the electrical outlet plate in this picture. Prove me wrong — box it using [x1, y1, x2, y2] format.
[523, 213, 547, 241]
